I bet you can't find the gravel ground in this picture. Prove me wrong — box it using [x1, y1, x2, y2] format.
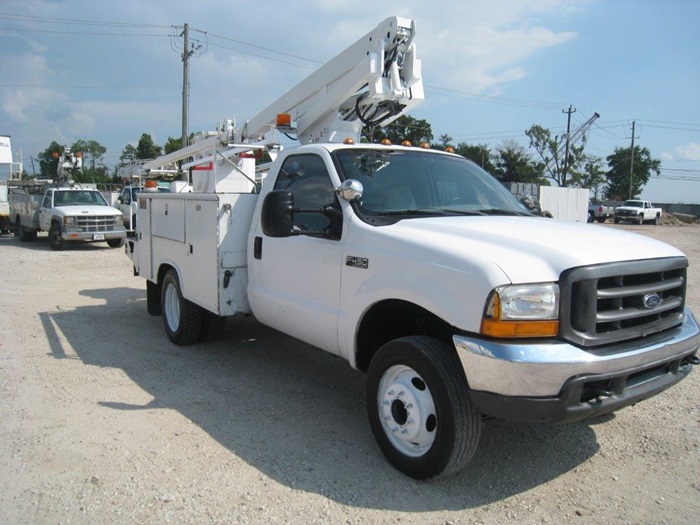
[0, 222, 698, 525]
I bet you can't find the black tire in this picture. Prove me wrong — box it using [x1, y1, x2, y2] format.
[161, 269, 202, 345]
[107, 238, 125, 248]
[199, 311, 226, 342]
[49, 222, 65, 251]
[366, 336, 481, 479]
[18, 222, 30, 242]
[596, 217, 606, 223]
[637, 214, 643, 225]
[613, 217, 620, 224]
[654, 214, 660, 225]
[587, 211, 594, 223]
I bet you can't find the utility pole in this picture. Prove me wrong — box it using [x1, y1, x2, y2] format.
[628, 120, 637, 199]
[181, 23, 191, 149]
[561, 105, 576, 187]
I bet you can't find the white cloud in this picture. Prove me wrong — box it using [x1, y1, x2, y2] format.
[674, 142, 700, 161]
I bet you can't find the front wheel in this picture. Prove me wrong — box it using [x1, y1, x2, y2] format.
[107, 238, 125, 248]
[637, 215, 644, 225]
[49, 223, 65, 251]
[161, 269, 203, 345]
[366, 336, 482, 479]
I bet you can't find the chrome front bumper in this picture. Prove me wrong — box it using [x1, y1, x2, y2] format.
[453, 308, 699, 398]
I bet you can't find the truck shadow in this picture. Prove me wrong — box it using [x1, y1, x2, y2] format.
[39, 285, 600, 512]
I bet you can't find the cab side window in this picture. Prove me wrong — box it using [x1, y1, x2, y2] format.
[273, 154, 342, 240]
[42, 193, 52, 208]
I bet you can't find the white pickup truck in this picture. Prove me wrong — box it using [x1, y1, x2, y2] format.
[125, 16, 698, 479]
[614, 199, 663, 225]
[10, 186, 126, 250]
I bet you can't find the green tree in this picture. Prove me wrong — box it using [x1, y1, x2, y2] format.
[364, 115, 433, 145]
[164, 133, 198, 154]
[605, 146, 660, 200]
[136, 133, 162, 160]
[119, 144, 138, 164]
[525, 124, 587, 187]
[493, 140, 547, 184]
[569, 157, 607, 200]
[164, 136, 183, 155]
[453, 142, 497, 174]
[71, 139, 108, 183]
[37, 141, 64, 178]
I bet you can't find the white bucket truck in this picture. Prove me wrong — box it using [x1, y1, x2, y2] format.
[126, 17, 699, 479]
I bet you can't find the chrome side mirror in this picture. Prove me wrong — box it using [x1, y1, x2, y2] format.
[335, 179, 363, 202]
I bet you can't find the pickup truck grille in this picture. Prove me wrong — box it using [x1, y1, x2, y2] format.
[560, 257, 687, 347]
[76, 216, 119, 232]
[615, 209, 638, 217]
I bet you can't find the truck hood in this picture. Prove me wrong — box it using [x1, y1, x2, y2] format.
[615, 206, 641, 212]
[57, 205, 122, 216]
[388, 216, 684, 283]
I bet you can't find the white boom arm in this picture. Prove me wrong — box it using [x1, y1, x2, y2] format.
[242, 16, 423, 144]
[142, 16, 423, 172]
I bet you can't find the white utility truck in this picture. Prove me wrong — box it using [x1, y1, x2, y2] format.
[10, 148, 126, 250]
[126, 17, 699, 479]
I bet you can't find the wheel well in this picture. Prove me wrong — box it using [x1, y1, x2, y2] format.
[355, 299, 455, 372]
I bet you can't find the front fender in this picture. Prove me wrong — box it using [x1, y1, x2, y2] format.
[337, 253, 509, 367]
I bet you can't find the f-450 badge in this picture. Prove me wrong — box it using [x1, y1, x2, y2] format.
[346, 256, 369, 269]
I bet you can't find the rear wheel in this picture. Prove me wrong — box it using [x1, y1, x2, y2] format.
[654, 214, 660, 225]
[49, 222, 65, 251]
[161, 269, 203, 345]
[596, 217, 606, 223]
[366, 336, 481, 479]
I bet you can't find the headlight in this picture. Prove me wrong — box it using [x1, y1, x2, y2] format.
[64, 216, 76, 226]
[481, 283, 559, 338]
[115, 215, 124, 226]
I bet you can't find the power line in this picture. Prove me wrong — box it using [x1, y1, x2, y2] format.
[0, 26, 169, 37]
[0, 13, 171, 29]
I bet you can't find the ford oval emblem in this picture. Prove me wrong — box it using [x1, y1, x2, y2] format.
[643, 293, 662, 309]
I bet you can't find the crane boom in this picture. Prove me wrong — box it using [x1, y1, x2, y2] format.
[242, 16, 423, 144]
[143, 16, 423, 176]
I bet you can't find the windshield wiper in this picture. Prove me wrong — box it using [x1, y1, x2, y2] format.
[477, 208, 531, 216]
[376, 209, 447, 216]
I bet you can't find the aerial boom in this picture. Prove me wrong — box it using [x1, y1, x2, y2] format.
[242, 16, 423, 144]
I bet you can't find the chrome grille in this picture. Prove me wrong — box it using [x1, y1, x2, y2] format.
[76, 215, 119, 232]
[560, 257, 687, 347]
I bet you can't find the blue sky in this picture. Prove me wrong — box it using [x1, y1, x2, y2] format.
[1, 0, 699, 203]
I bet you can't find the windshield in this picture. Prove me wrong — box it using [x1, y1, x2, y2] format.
[54, 190, 108, 206]
[622, 200, 644, 207]
[332, 149, 530, 220]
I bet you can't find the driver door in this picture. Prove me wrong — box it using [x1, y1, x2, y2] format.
[250, 153, 345, 355]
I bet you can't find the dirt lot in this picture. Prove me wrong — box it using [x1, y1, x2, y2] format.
[1, 223, 698, 525]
